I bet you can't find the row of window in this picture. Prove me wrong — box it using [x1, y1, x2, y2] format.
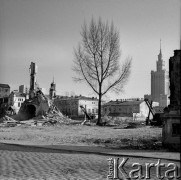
[92, 102, 97, 104]
[16, 98, 24, 102]
[87, 108, 98, 114]
[61, 107, 98, 114]
[56, 100, 78, 106]
[0, 88, 9, 92]
[104, 106, 139, 113]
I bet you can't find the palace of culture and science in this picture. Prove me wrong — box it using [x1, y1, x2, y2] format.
[145, 41, 170, 107]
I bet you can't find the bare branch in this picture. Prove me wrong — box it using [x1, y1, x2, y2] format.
[72, 17, 132, 125]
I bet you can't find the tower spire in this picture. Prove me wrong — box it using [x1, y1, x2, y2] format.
[160, 39, 162, 54]
[158, 39, 163, 61]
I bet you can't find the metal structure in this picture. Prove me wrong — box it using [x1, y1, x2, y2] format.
[80, 105, 92, 121]
[144, 98, 163, 126]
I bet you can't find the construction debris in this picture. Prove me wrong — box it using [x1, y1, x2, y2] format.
[0, 115, 18, 127]
[0, 62, 72, 126]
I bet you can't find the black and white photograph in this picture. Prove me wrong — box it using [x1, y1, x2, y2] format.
[0, 0, 180, 179]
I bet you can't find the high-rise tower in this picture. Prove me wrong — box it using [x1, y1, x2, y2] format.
[150, 40, 169, 107]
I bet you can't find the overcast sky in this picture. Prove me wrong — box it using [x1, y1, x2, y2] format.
[0, 0, 180, 100]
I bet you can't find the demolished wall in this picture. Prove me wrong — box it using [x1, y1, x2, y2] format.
[16, 90, 50, 120]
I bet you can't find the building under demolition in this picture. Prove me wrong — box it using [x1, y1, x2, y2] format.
[16, 62, 57, 120]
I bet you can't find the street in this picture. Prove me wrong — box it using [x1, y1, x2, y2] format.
[0, 143, 180, 180]
[0, 143, 108, 180]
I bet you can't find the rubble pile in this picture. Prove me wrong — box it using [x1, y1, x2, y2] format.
[0, 92, 72, 127]
[0, 103, 72, 127]
[32, 101, 72, 126]
[0, 115, 19, 127]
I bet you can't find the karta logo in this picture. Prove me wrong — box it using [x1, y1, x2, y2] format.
[107, 158, 180, 179]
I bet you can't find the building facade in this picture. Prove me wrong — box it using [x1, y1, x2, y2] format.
[19, 85, 29, 94]
[102, 99, 159, 120]
[0, 84, 10, 98]
[54, 95, 98, 118]
[8, 91, 26, 114]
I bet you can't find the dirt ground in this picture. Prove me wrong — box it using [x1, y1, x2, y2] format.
[0, 123, 162, 147]
[0, 123, 180, 180]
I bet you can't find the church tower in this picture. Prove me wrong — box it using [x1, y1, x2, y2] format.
[49, 77, 56, 99]
[151, 40, 169, 107]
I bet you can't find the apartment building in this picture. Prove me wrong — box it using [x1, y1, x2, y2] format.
[0, 84, 10, 98]
[54, 95, 98, 118]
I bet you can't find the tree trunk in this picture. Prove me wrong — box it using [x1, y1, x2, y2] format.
[96, 90, 102, 125]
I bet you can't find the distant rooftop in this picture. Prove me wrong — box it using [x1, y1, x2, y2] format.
[104, 100, 144, 106]
[55, 95, 98, 101]
[0, 83, 10, 88]
[11, 91, 26, 97]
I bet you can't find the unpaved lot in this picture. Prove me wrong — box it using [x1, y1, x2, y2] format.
[0, 123, 162, 149]
[0, 124, 180, 180]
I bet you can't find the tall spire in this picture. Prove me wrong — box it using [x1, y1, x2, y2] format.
[160, 39, 162, 55]
[53, 76, 54, 83]
[158, 39, 162, 61]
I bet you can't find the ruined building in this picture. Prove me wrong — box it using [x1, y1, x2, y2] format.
[17, 62, 50, 120]
[29, 62, 38, 99]
[162, 49, 180, 149]
[0, 84, 10, 116]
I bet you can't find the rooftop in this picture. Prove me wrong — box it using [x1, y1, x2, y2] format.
[11, 91, 26, 97]
[55, 95, 98, 101]
[104, 100, 144, 106]
[0, 84, 10, 88]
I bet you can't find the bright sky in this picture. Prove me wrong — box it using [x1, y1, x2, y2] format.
[0, 0, 180, 100]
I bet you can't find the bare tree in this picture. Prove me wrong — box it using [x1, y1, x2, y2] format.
[73, 18, 132, 125]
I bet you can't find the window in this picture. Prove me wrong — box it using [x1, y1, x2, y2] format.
[172, 123, 180, 136]
[18, 102, 21, 107]
[92, 109, 94, 113]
